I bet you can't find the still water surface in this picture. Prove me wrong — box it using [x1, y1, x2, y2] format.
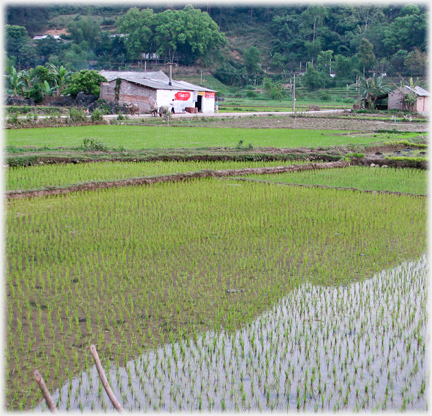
[36, 256, 428, 412]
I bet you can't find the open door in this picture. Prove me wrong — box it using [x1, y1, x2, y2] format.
[195, 95, 203, 112]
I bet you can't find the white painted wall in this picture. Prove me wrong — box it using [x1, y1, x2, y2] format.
[201, 92, 215, 113]
[156, 89, 215, 113]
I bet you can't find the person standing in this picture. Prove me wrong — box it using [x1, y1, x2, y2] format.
[170, 100, 175, 114]
[215, 100, 219, 113]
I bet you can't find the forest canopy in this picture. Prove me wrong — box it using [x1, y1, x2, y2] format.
[5, 4, 428, 86]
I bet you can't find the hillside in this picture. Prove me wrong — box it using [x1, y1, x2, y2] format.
[5, 4, 428, 90]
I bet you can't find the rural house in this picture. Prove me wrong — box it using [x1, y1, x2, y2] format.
[388, 85, 430, 115]
[99, 70, 216, 114]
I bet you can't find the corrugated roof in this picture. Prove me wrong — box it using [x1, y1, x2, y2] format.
[99, 70, 215, 92]
[405, 85, 430, 97]
[99, 70, 169, 82]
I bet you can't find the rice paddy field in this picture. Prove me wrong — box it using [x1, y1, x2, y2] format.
[36, 257, 428, 412]
[6, 172, 427, 411]
[4, 125, 421, 149]
[5, 160, 312, 192]
[241, 166, 428, 195]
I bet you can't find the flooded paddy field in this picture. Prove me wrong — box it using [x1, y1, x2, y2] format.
[6, 177, 427, 410]
[37, 257, 428, 412]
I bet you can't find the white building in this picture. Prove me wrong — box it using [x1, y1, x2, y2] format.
[99, 70, 216, 114]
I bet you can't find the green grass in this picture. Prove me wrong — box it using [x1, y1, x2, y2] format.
[5, 160, 310, 191]
[4, 125, 421, 150]
[242, 166, 428, 195]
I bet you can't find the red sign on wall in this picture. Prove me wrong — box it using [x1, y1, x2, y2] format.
[174, 91, 191, 101]
[205, 92, 216, 99]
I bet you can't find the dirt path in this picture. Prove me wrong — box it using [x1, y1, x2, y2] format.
[176, 114, 427, 132]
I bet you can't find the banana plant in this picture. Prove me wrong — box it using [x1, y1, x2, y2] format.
[19, 68, 37, 94]
[358, 73, 392, 109]
[49, 64, 72, 96]
[6, 66, 25, 96]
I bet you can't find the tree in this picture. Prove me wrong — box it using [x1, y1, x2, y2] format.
[404, 48, 427, 76]
[304, 39, 322, 65]
[6, 24, 38, 69]
[62, 42, 96, 70]
[6, 25, 29, 56]
[357, 38, 375, 76]
[263, 77, 286, 99]
[244, 46, 261, 73]
[35, 36, 62, 61]
[316, 50, 333, 73]
[116, 7, 155, 59]
[7, 6, 50, 35]
[117, 5, 226, 64]
[383, 5, 427, 54]
[67, 16, 100, 50]
[64, 70, 107, 97]
[301, 64, 325, 91]
[354, 6, 385, 34]
[300, 5, 328, 42]
[270, 52, 285, 71]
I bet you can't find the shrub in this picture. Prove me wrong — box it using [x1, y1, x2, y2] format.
[68, 108, 86, 123]
[91, 109, 104, 123]
[319, 90, 331, 101]
[81, 138, 109, 152]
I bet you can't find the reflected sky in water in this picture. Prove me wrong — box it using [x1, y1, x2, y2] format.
[36, 256, 428, 412]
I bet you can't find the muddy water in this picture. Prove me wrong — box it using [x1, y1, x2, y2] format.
[36, 256, 428, 412]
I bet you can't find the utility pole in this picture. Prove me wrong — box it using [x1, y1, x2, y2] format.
[356, 75, 360, 107]
[200, 69, 203, 85]
[168, 61, 173, 86]
[292, 73, 296, 113]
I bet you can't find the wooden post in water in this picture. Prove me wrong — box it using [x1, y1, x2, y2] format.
[90, 345, 126, 413]
[34, 370, 58, 413]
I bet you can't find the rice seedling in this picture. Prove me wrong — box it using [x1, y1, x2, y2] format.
[7, 177, 426, 410]
[241, 165, 427, 195]
[5, 160, 317, 192]
[7, 125, 421, 150]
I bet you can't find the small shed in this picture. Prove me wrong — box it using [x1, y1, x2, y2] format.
[99, 70, 216, 114]
[388, 86, 430, 115]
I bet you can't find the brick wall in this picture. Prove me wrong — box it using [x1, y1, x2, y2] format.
[119, 80, 157, 113]
[100, 79, 157, 113]
[100, 81, 116, 103]
[388, 90, 403, 110]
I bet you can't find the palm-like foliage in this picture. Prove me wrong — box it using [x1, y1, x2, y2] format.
[49, 64, 71, 96]
[19, 68, 37, 93]
[6, 66, 25, 96]
[359, 74, 392, 108]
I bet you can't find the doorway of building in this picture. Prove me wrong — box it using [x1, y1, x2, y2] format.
[195, 95, 202, 112]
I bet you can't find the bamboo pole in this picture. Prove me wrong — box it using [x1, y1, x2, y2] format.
[90, 345, 126, 413]
[34, 370, 58, 413]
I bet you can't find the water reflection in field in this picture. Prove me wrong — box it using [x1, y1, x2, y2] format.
[36, 256, 428, 412]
